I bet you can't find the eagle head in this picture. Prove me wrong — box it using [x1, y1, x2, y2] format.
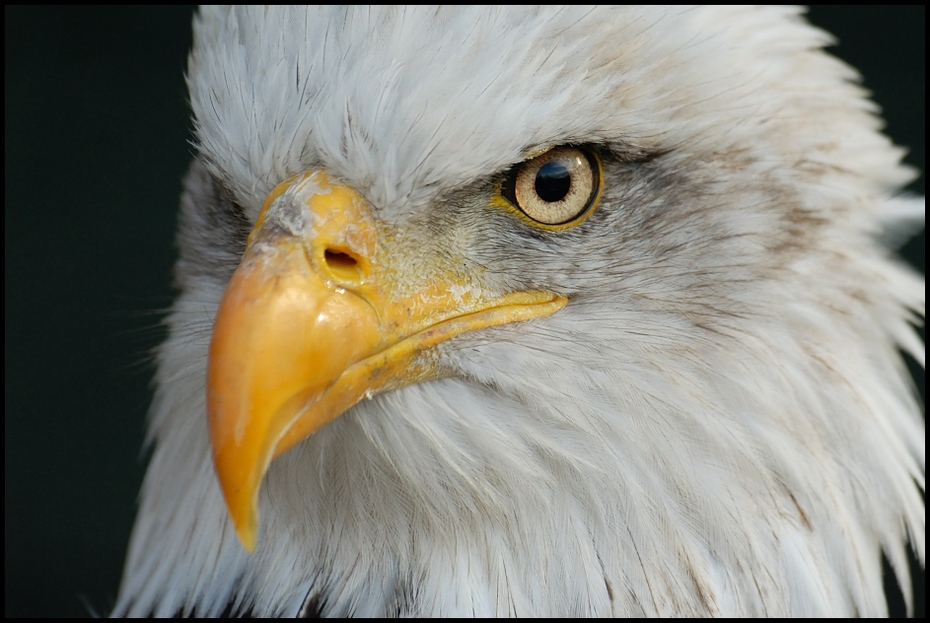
[114, 7, 924, 617]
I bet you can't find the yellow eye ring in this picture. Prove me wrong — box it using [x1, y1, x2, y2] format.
[497, 146, 602, 231]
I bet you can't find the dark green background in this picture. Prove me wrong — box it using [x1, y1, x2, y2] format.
[5, 7, 925, 617]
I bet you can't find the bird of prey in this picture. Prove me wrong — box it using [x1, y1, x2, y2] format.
[113, 6, 925, 617]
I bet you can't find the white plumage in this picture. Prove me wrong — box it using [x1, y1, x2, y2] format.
[114, 6, 924, 616]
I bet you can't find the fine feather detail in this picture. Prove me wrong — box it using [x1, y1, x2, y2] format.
[114, 6, 923, 616]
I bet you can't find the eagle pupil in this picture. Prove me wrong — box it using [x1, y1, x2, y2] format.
[535, 161, 571, 202]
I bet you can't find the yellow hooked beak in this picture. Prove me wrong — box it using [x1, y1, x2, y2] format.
[206, 171, 566, 551]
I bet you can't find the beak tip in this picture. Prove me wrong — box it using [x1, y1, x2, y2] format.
[213, 448, 262, 554]
[233, 506, 259, 553]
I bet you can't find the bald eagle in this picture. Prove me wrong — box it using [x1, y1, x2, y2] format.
[113, 6, 924, 617]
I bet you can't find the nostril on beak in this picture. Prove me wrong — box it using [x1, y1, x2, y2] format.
[323, 248, 362, 283]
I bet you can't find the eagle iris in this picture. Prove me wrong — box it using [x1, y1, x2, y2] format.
[502, 145, 601, 227]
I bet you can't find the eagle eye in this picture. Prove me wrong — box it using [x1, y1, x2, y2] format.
[501, 146, 602, 228]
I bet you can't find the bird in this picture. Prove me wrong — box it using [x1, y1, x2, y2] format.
[112, 6, 925, 617]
